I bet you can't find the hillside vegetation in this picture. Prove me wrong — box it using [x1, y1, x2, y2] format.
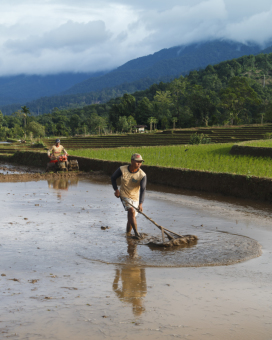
[0, 40, 264, 115]
[2, 52, 272, 139]
[106, 52, 272, 131]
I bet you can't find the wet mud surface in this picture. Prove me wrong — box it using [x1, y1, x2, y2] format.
[79, 219, 261, 267]
[0, 162, 42, 175]
[0, 162, 97, 182]
[1, 164, 272, 339]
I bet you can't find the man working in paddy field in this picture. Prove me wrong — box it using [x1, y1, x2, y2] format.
[47, 139, 67, 160]
[111, 153, 147, 239]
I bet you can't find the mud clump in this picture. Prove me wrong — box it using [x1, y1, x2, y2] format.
[0, 171, 89, 183]
[146, 235, 198, 248]
[101, 226, 110, 230]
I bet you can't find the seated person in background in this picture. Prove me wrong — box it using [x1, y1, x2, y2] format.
[47, 139, 68, 160]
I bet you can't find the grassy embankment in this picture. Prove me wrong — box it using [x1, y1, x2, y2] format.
[241, 140, 272, 147]
[68, 143, 272, 178]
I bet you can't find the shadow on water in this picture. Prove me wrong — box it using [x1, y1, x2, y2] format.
[112, 238, 147, 317]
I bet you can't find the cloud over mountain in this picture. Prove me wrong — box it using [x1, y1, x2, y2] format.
[4, 20, 111, 53]
[1, 0, 272, 76]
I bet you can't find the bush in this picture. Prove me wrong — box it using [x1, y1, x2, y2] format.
[189, 133, 211, 145]
[263, 132, 272, 139]
[32, 141, 46, 148]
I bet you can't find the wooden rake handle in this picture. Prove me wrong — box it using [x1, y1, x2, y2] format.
[125, 201, 183, 240]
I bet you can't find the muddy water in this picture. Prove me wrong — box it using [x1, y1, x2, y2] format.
[1, 174, 272, 339]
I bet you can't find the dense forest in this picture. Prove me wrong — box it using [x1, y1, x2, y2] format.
[1, 52, 272, 139]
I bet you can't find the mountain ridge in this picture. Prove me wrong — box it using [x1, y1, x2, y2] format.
[1, 39, 271, 115]
[0, 71, 106, 106]
[62, 40, 262, 96]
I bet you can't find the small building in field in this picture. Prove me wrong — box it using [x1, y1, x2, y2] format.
[134, 125, 147, 133]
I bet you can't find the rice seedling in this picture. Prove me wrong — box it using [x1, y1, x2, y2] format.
[242, 140, 272, 148]
[68, 143, 272, 178]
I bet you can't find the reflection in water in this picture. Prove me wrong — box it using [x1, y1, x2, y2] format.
[47, 178, 79, 190]
[47, 178, 79, 200]
[127, 236, 138, 258]
[113, 267, 147, 317]
[113, 238, 147, 317]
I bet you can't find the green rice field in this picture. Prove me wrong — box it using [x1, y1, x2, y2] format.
[68, 143, 272, 178]
[242, 139, 272, 147]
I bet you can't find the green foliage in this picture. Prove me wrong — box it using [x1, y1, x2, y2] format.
[135, 97, 153, 124]
[220, 77, 261, 125]
[27, 121, 45, 137]
[161, 116, 169, 130]
[189, 133, 211, 144]
[0, 111, 3, 126]
[32, 141, 46, 148]
[12, 124, 24, 138]
[0, 127, 7, 140]
[263, 132, 272, 139]
[117, 116, 129, 132]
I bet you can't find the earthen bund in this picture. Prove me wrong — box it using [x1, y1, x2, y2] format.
[1, 150, 272, 203]
[230, 144, 272, 158]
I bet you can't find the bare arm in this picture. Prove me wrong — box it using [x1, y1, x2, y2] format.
[47, 147, 53, 158]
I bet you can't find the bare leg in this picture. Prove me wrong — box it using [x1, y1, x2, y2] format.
[126, 221, 132, 234]
[127, 208, 140, 237]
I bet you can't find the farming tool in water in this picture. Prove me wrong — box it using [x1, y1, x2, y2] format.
[46, 155, 79, 173]
[126, 201, 198, 247]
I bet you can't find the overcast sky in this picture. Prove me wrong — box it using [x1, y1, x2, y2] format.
[1, 0, 272, 76]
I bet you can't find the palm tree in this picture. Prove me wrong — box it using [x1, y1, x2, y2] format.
[147, 117, 156, 131]
[171, 117, 178, 129]
[21, 106, 30, 139]
[153, 118, 158, 130]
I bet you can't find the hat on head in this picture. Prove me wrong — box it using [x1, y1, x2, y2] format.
[55, 139, 60, 143]
[131, 153, 144, 162]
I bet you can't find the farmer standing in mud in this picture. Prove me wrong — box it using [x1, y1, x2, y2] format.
[111, 153, 147, 239]
[47, 139, 67, 160]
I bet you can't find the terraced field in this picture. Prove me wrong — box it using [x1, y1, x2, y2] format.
[43, 124, 272, 149]
[0, 143, 45, 156]
[1, 125, 272, 156]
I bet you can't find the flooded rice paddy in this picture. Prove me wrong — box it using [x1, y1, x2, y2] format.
[1, 169, 272, 339]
